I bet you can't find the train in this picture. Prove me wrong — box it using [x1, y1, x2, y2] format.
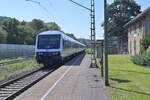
[35, 30, 86, 66]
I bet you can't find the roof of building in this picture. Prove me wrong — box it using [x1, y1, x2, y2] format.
[124, 7, 150, 27]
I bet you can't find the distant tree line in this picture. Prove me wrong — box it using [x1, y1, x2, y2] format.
[0, 17, 77, 45]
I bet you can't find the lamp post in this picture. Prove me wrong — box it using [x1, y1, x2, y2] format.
[104, 0, 109, 86]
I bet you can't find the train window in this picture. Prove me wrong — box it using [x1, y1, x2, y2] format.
[37, 35, 60, 49]
[63, 39, 71, 49]
[63, 39, 66, 49]
[66, 40, 71, 48]
[72, 42, 76, 48]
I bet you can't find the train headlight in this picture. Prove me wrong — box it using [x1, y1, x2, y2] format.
[38, 52, 43, 55]
[52, 52, 59, 55]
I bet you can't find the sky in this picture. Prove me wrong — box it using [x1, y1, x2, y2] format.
[0, 0, 150, 39]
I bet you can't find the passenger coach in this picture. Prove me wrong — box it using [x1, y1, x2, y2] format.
[35, 30, 85, 66]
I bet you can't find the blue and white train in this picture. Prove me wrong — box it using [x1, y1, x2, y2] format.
[35, 30, 85, 66]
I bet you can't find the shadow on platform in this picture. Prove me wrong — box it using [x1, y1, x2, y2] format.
[89, 63, 98, 68]
[65, 53, 86, 66]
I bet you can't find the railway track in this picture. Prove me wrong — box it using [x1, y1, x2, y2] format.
[0, 66, 58, 100]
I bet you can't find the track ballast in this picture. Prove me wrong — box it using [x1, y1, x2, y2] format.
[0, 66, 58, 100]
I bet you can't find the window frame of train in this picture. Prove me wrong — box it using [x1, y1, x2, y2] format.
[37, 34, 61, 49]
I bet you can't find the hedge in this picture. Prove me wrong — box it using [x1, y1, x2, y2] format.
[131, 52, 150, 67]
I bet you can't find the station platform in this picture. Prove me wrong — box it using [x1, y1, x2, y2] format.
[15, 54, 110, 100]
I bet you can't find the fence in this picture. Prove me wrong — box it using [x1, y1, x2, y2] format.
[96, 46, 119, 58]
[0, 44, 35, 59]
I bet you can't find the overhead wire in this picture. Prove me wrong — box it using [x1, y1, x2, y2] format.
[44, 0, 74, 33]
[26, 0, 91, 38]
[26, 0, 56, 22]
[26, 0, 73, 33]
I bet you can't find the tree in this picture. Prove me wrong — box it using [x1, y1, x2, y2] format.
[17, 25, 35, 44]
[106, 0, 141, 47]
[0, 16, 10, 25]
[21, 20, 27, 25]
[0, 27, 7, 43]
[45, 22, 61, 31]
[28, 19, 45, 33]
[2, 18, 20, 44]
[0, 17, 79, 45]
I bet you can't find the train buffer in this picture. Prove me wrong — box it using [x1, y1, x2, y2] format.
[15, 54, 110, 100]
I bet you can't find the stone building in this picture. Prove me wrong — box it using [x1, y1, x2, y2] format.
[124, 7, 150, 55]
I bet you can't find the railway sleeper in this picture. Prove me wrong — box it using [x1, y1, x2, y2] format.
[9, 84, 25, 87]
[0, 91, 14, 94]
[0, 88, 20, 91]
[5, 86, 20, 89]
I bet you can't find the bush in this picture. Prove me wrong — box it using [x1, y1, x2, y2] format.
[141, 32, 150, 52]
[146, 46, 150, 53]
[131, 52, 150, 67]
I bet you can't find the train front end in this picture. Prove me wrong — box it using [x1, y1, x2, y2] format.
[35, 32, 62, 66]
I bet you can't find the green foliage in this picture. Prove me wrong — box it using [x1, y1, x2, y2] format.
[85, 48, 92, 54]
[45, 22, 61, 31]
[141, 32, 150, 52]
[0, 16, 10, 25]
[0, 17, 66, 45]
[0, 17, 77, 45]
[2, 18, 35, 44]
[107, 0, 141, 40]
[17, 25, 35, 44]
[2, 18, 20, 44]
[0, 27, 7, 43]
[146, 46, 150, 53]
[0, 59, 42, 80]
[28, 19, 45, 33]
[131, 52, 150, 67]
[0, 57, 25, 63]
[108, 55, 150, 100]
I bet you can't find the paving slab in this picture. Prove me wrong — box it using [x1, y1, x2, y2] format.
[15, 54, 110, 100]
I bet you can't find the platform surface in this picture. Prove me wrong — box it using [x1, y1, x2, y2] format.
[15, 54, 110, 100]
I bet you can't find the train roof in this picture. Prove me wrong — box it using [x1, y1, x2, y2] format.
[38, 30, 86, 46]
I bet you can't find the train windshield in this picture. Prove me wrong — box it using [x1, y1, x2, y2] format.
[37, 35, 60, 49]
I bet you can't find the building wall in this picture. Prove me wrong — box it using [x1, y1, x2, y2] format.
[128, 21, 144, 55]
[128, 14, 150, 55]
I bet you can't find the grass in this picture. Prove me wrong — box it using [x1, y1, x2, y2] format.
[85, 48, 92, 54]
[107, 55, 150, 100]
[96, 55, 150, 100]
[0, 57, 27, 63]
[0, 59, 42, 80]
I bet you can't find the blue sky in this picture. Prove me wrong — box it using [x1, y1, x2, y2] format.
[0, 0, 149, 39]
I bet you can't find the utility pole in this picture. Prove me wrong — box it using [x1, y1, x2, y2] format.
[90, 0, 96, 67]
[104, 0, 109, 86]
[101, 40, 104, 77]
[69, 0, 96, 67]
